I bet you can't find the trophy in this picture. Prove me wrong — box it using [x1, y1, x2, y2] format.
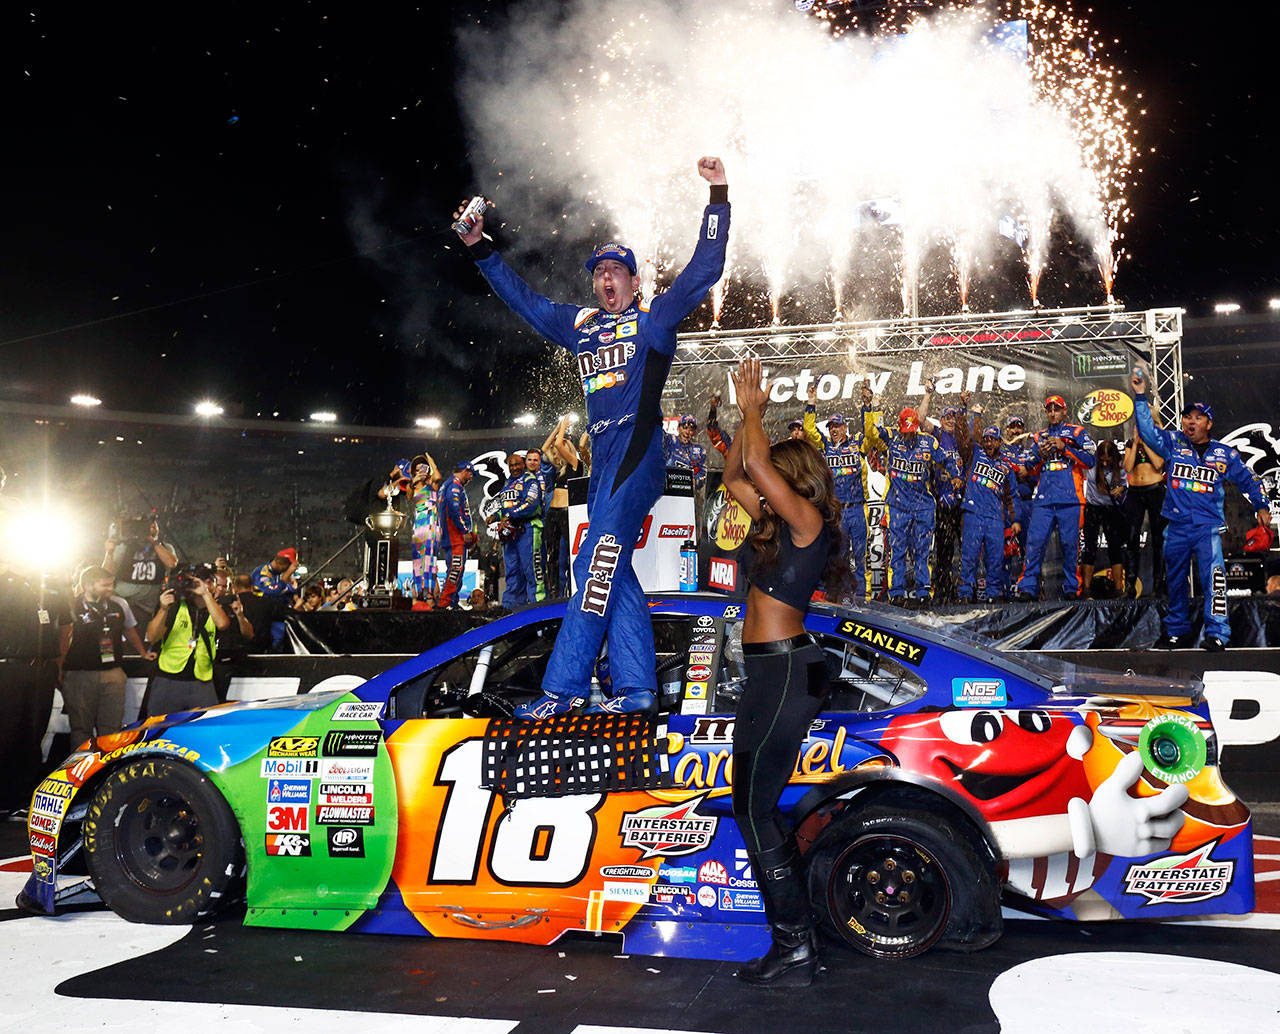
[363, 483, 408, 607]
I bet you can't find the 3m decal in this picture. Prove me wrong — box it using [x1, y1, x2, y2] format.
[835, 619, 928, 665]
[619, 794, 718, 860]
[265, 833, 311, 857]
[267, 804, 309, 833]
[1122, 839, 1236, 905]
[952, 678, 1007, 708]
[267, 736, 320, 758]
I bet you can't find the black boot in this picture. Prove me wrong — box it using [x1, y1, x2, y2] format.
[737, 924, 818, 987]
[737, 841, 819, 987]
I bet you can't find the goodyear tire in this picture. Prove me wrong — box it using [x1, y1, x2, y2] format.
[806, 805, 1000, 959]
[84, 757, 245, 924]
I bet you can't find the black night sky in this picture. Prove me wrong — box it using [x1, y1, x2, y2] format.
[2, 2, 1276, 429]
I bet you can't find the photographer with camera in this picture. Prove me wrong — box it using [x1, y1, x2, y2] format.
[103, 515, 177, 634]
[142, 563, 230, 718]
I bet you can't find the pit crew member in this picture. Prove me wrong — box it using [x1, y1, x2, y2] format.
[439, 461, 477, 609]
[954, 417, 1019, 602]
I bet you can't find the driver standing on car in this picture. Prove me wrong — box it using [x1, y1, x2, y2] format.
[455, 157, 730, 718]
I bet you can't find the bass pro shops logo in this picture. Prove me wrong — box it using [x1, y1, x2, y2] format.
[1122, 839, 1235, 905]
[581, 534, 622, 617]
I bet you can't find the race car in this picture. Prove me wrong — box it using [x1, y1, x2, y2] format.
[18, 596, 1254, 961]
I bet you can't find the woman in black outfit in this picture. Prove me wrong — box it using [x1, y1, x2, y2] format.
[721, 357, 848, 986]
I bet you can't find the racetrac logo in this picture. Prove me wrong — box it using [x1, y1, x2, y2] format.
[1122, 838, 1235, 905]
[620, 794, 719, 860]
[659, 524, 695, 540]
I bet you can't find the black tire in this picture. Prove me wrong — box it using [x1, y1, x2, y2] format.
[806, 804, 1000, 959]
[83, 757, 245, 924]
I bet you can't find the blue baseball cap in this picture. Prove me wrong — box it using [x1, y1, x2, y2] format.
[585, 242, 638, 275]
[678, 413, 697, 427]
[1005, 415, 1026, 428]
[982, 425, 1001, 439]
[827, 412, 847, 426]
[941, 406, 961, 418]
[454, 460, 476, 473]
[394, 458, 412, 479]
[1182, 401, 1214, 420]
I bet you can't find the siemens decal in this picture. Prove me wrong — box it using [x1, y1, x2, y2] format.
[722, 360, 1026, 404]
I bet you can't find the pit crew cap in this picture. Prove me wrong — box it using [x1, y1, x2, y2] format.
[828, 413, 847, 426]
[679, 413, 697, 427]
[787, 418, 803, 431]
[585, 242, 638, 275]
[276, 547, 298, 563]
[982, 425, 1001, 439]
[941, 406, 961, 418]
[1006, 415, 1026, 427]
[899, 408, 919, 433]
[1182, 401, 1214, 420]
[454, 460, 476, 472]
[1044, 395, 1067, 410]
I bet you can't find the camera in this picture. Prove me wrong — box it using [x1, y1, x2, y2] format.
[165, 563, 214, 603]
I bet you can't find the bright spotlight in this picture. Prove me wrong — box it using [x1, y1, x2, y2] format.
[514, 413, 537, 426]
[310, 411, 338, 423]
[4, 506, 83, 572]
[194, 400, 224, 417]
[1269, 299, 1280, 310]
[415, 416, 443, 430]
[69, 394, 102, 407]
[1213, 302, 1241, 315]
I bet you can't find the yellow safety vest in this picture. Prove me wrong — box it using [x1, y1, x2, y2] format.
[158, 602, 217, 681]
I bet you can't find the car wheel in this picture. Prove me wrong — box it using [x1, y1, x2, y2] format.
[83, 757, 245, 924]
[806, 804, 997, 959]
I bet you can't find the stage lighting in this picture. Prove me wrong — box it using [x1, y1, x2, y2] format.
[1213, 302, 1241, 315]
[310, 411, 338, 423]
[514, 414, 537, 426]
[3, 505, 82, 573]
[69, 394, 102, 407]
[195, 400, 224, 417]
[1269, 299, 1280, 310]
[415, 416, 443, 430]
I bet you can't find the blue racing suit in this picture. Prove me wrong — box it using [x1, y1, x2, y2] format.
[251, 562, 296, 649]
[663, 434, 708, 489]
[1005, 437, 1039, 553]
[803, 404, 876, 598]
[470, 187, 729, 697]
[868, 426, 959, 599]
[439, 474, 473, 609]
[1016, 422, 1095, 597]
[498, 471, 544, 605]
[957, 447, 1018, 600]
[1134, 395, 1268, 642]
[929, 420, 964, 601]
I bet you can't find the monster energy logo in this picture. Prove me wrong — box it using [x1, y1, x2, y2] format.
[1072, 352, 1129, 379]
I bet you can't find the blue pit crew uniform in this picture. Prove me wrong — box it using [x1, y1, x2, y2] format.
[251, 561, 296, 649]
[497, 470, 544, 605]
[1004, 430, 1038, 556]
[529, 459, 555, 600]
[928, 415, 964, 601]
[663, 432, 708, 489]
[803, 404, 877, 598]
[868, 424, 959, 599]
[439, 473, 473, 609]
[1134, 395, 1268, 645]
[468, 185, 729, 712]
[957, 434, 1019, 600]
[1015, 422, 1095, 598]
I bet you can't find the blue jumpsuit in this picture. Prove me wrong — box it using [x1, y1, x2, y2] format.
[1016, 422, 1096, 597]
[872, 428, 959, 599]
[804, 405, 874, 598]
[663, 434, 708, 489]
[530, 462, 555, 600]
[439, 475, 472, 609]
[1005, 438, 1039, 555]
[471, 191, 729, 700]
[930, 421, 964, 600]
[957, 449, 1018, 600]
[498, 472, 543, 605]
[1134, 396, 1267, 643]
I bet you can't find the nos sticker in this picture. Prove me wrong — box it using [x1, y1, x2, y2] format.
[952, 678, 1007, 707]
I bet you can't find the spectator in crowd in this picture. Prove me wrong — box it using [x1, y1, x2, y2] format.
[321, 576, 357, 611]
[226, 573, 271, 651]
[1131, 375, 1271, 651]
[1266, 574, 1280, 600]
[1081, 439, 1129, 598]
[466, 587, 490, 612]
[295, 584, 325, 611]
[1123, 423, 1167, 598]
[0, 545, 72, 817]
[252, 547, 299, 649]
[212, 572, 257, 702]
[917, 381, 966, 602]
[409, 452, 444, 600]
[103, 515, 177, 632]
[61, 566, 155, 749]
[143, 562, 230, 717]
[1014, 394, 1096, 601]
[866, 406, 961, 604]
[953, 415, 1019, 603]
[802, 384, 879, 599]
[439, 462, 477, 609]
[543, 417, 582, 597]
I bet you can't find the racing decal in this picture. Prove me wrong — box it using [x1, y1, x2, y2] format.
[318, 784, 373, 806]
[99, 737, 200, 766]
[697, 886, 717, 907]
[651, 883, 696, 905]
[332, 701, 382, 722]
[616, 320, 637, 338]
[835, 619, 928, 665]
[601, 881, 650, 903]
[319, 758, 374, 782]
[261, 757, 320, 779]
[719, 887, 765, 912]
[29, 831, 57, 856]
[953, 678, 1008, 708]
[620, 794, 718, 859]
[581, 534, 622, 617]
[600, 864, 655, 879]
[267, 736, 320, 758]
[265, 833, 312, 857]
[695, 615, 716, 629]
[267, 779, 311, 804]
[322, 730, 381, 757]
[690, 717, 736, 744]
[658, 863, 697, 883]
[708, 558, 738, 592]
[327, 827, 365, 858]
[316, 804, 375, 825]
[698, 860, 728, 884]
[687, 650, 715, 664]
[707, 213, 719, 239]
[721, 605, 742, 619]
[659, 524, 694, 539]
[1211, 568, 1228, 617]
[1122, 839, 1235, 906]
[685, 664, 712, 682]
[267, 803, 309, 833]
[684, 682, 708, 700]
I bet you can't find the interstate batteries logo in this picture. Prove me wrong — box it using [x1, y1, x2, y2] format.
[1122, 839, 1236, 905]
[620, 794, 718, 860]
